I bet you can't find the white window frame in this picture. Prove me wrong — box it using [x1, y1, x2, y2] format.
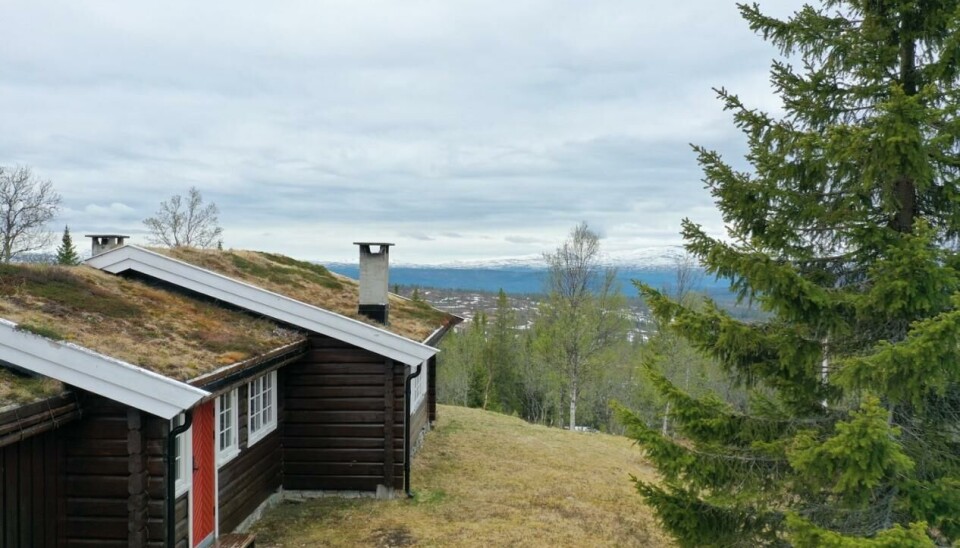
[216, 389, 240, 466]
[247, 371, 278, 447]
[172, 413, 192, 497]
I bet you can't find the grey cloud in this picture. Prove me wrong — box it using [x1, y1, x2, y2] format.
[0, 0, 777, 262]
[505, 236, 547, 245]
[400, 232, 436, 242]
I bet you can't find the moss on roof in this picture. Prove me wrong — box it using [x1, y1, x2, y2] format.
[0, 247, 453, 408]
[159, 248, 454, 342]
[0, 264, 303, 388]
[0, 369, 65, 408]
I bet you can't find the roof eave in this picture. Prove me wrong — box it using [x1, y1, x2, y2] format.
[423, 314, 465, 347]
[0, 320, 209, 420]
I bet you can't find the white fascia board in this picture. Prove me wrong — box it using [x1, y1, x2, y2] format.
[86, 246, 438, 366]
[0, 320, 209, 420]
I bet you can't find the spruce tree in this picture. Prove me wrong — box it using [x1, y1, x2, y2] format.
[486, 289, 522, 412]
[466, 311, 490, 408]
[616, 1, 960, 545]
[55, 225, 81, 265]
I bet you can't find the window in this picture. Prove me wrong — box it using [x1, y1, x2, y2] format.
[248, 371, 277, 446]
[410, 360, 427, 412]
[216, 389, 239, 465]
[172, 413, 191, 496]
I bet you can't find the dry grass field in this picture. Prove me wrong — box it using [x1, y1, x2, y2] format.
[252, 405, 671, 547]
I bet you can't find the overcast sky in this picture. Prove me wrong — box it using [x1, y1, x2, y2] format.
[0, 1, 793, 264]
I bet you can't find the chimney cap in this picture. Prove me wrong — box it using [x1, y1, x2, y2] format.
[85, 234, 131, 239]
[353, 242, 395, 246]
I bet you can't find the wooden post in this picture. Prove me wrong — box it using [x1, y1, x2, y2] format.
[127, 409, 148, 548]
[383, 359, 395, 489]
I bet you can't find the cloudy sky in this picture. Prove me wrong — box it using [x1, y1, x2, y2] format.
[1, 1, 792, 264]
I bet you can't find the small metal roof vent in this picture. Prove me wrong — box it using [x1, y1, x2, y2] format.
[354, 242, 394, 324]
[86, 234, 130, 257]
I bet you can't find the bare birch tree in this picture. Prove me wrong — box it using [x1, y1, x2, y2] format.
[0, 165, 61, 263]
[536, 222, 629, 429]
[143, 187, 223, 248]
[660, 252, 703, 434]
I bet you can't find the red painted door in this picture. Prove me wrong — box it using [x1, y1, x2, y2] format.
[192, 401, 216, 546]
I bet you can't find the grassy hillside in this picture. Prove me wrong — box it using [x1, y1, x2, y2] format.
[252, 405, 670, 547]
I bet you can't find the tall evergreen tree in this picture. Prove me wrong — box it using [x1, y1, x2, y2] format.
[616, 1, 960, 545]
[55, 225, 81, 265]
[485, 289, 522, 412]
[466, 311, 491, 409]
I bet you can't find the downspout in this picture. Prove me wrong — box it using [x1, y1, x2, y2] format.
[403, 363, 423, 498]
[166, 410, 193, 548]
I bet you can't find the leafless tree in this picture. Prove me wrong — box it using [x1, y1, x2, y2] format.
[539, 222, 629, 430]
[672, 251, 702, 306]
[661, 252, 703, 435]
[544, 221, 601, 306]
[0, 165, 61, 263]
[143, 187, 223, 248]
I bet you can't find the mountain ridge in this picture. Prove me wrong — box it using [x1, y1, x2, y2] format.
[325, 245, 689, 270]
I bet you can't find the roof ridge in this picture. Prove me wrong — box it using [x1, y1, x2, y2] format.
[86, 245, 438, 366]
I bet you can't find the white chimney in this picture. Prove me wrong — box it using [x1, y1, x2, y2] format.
[354, 242, 393, 324]
[86, 234, 130, 257]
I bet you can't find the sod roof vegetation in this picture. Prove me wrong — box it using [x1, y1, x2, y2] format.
[158, 247, 455, 342]
[0, 248, 452, 409]
[0, 262, 303, 407]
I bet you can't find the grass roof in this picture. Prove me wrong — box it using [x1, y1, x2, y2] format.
[159, 248, 454, 342]
[0, 368, 64, 408]
[0, 263, 304, 405]
[0, 248, 453, 408]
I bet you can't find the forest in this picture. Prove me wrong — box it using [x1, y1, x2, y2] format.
[435, 222, 741, 435]
[441, 1, 960, 546]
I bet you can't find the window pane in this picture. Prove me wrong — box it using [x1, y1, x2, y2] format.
[174, 435, 181, 480]
[219, 392, 234, 451]
[248, 373, 277, 443]
[264, 387, 272, 423]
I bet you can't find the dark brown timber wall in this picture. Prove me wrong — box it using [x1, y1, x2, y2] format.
[62, 395, 170, 548]
[171, 494, 188, 548]
[427, 355, 438, 423]
[148, 416, 175, 548]
[283, 335, 405, 491]
[0, 422, 64, 548]
[217, 380, 284, 533]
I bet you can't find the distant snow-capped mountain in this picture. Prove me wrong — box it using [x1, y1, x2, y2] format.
[323, 245, 716, 296]
[426, 255, 544, 269]
[381, 245, 689, 270]
[598, 245, 689, 268]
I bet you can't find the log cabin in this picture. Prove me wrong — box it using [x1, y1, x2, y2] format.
[0, 241, 459, 547]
